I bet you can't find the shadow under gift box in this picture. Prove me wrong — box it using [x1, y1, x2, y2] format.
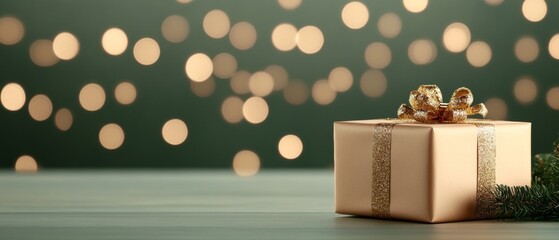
[334, 119, 531, 223]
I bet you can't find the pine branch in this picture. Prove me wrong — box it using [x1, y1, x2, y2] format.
[493, 184, 559, 220]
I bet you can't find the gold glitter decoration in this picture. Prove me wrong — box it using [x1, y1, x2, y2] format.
[371, 122, 396, 218]
[471, 121, 497, 219]
[398, 85, 487, 123]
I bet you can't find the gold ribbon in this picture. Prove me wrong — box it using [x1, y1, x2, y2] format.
[397, 85, 488, 123]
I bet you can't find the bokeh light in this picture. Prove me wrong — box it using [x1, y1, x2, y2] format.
[265, 65, 289, 91]
[14, 155, 38, 172]
[514, 77, 538, 104]
[278, 134, 303, 160]
[229, 22, 257, 50]
[133, 38, 160, 65]
[484, 98, 508, 119]
[408, 39, 437, 65]
[161, 15, 189, 43]
[546, 87, 559, 110]
[191, 77, 215, 97]
[114, 82, 137, 105]
[312, 79, 336, 105]
[249, 71, 274, 97]
[29, 39, 59, 67]
[548, 34, 559, 60]
[221, 96, 244, 124]
[328, 67, 353, 92]
[54, 108, 73, 131]
[101, 28, 128, 56]
[485, 0, 504, 6]
[1, 82, 26, 111]
[514, 36, 539, 63]
[28, 94, 53, 121]
[212, 53, 237, 79]
[99, 123, 125, 150]
[341, 1, 369, 30]
[365, 42, 392, 69]
[403, 0, 429, 13]
[79, 83, 106, 112]
[53, 32, 79, 60]
[360, 69, 387, 98]
[466, 41, 492, 67]
[443, 22, 471, 53]
[271, 23, 297, 51]
[278, 0, 302, 10]
[283, 80, 309, 105]
[162, 118, 188, 145]
[522, 0, 547, 22]
[186, 53, 213, 82]
[203, 10, 230, 39]
[231, 71, 252, 95]
[377, 13, 402, 39]
[296, 25, 324, 54]
[0, 16, 24, 45]
[243, 96, 269, 124]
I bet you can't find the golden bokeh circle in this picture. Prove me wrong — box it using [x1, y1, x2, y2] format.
[515, 36, 539, 63]
[278, 134, 303, 160]
[15, 155, 38, 172]
[232, 150, 260, 177]
[99, 123, 125, 150]
[341, 1, 369, 30]
[114, 82, 137, 105]
[28, 94, 53, 121]
[546, 87, 559, 110]
[54, 108, 73, 131]
[162, 15, 190, 43]
[229, 22, 257, 50]
[79, 83, 106, 112]
[203, 10, 230, 39]
[271, 23, 297, 51]
[221, 96, 244, 124]
[1, 82, 26, 111]
[102, 28, 128, 56]
[408, 39, 437, 65]
[484, 98, 508, 119]
[191, 77, 216, 97]
[249, 71, 274, 97]
[378, 13, 402, 39]
[442, 22, 471, 53]
[162, 118, 188, 145]
[212, 53, 237, 79]
[185, 53, 213, 82]
[364, 42, 392, 69]
[328, 67, 353, 92]
[360, 69, 387, 98]
[403, 0, 429, 13]
[522, 0, 547, 22]
[29, 39, 59, 67]
[312, 79, 336, 105]
[514, 77, 538, 104]
[53, 32, 79, 60]
[296, 26, 324, 54]
[466, 41, 492, 68]
[283, 80, 309, 105]
[0, 16, 25, 45]
[133, 38, 160, 65]
[242, 96, 269, 124]
[231, 71, 252, 95]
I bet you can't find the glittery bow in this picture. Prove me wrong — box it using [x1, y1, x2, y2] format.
[397, 85, 488, 123]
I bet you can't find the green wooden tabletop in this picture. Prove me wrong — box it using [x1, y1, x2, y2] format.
[0, 170, 557, 239]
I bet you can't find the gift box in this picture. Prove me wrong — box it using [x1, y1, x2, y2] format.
[334, 119, 531, 223]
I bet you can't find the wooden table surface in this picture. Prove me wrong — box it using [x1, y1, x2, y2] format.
[0, 170, 557, 240]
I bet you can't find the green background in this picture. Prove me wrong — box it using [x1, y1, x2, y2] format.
[0, 0, 558, 169]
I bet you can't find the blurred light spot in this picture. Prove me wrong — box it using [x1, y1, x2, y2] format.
[284, 80, 308, 105]
[522, 0, 547, 22]
[548, 34, 559, 60]
[102, 28, 128, 56]
[514, 77, 538, 104]
[278, 134, 303, 160]
[278, 0, 302, 10]
[403, 0, 428, 13]
[186, 53, 213, 82]
[231, 71, 251, 94]
[221, 96, 244, 124]
[485, 0, 504, 5]
[341, 1, 369, 30]
[243, 96, 269, 124]
[365, 42, 391, 69]
[162, 15, 189, 43]
[0, 16, 24, 45]
[99, 123, 125, 150]
[114, 82, 137, 105]
[15, 155, 37, 172]
[443, 22, 471, 53]
[312, 79, 336, 105]
[484, 98, 507, 119]
[515, 36, 539, 63]
[271, 23, 297, 51]
[377, 13, 402, 39]
[176, 0, 193, 4]
[249, 71, 274, 97]
[29, 39, 59, 67]
[1, 82, 26, 111]
[53, 32, 79, 60]
[328, 67, 353, 92]
[546, 87, 559, 110]
[79, 83, 105, 111]
[212, 53, 237, 79]
[54, 108, 73, 131]
[266, 65, 289, 91]
[360, 69, 387, 98]
[28, 94, 52, 121]
[203, 10, 230, 39]
[133, 38, 160, 65]
[233, 150, 260, 177]
[408, 39, 437, 65]
[191, 77, 215, 97]
[296, 26, 323, 54]
[466, 41, 492, 67]
[229, 22, 257, 50]
[162, 119, 188, 145]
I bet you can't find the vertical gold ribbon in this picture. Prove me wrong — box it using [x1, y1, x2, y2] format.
[371, 122, 396, 218]
[471, 122, 497, 219]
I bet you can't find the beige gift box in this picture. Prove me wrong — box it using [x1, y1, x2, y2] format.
[334, 119, 531, 223]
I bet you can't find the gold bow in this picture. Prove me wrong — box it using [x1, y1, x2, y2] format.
[397, 85, 488, 123]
